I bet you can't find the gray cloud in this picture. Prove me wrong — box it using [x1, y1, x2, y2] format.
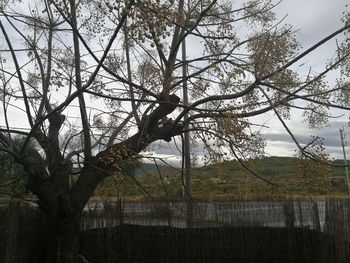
[147, 120, 350, 159]
[263, 120, 350, 159]
[275, 0, 347, 41]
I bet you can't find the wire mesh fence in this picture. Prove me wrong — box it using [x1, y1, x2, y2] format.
[1, 197, 350, 262]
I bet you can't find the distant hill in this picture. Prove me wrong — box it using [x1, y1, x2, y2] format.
[135, 156, 346, 178]
[133, 162, 178, 177]
[94, 156, 349, 198]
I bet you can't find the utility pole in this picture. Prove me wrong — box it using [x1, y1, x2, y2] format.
[182, 15, 193, 228]
[340, 128, 350, 197]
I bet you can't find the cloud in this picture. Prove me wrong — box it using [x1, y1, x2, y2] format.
[145, 119, 350, 162]
[263, 120, 350, 159]
[274, 0, 348, 74]
[275, 0, 347, 40]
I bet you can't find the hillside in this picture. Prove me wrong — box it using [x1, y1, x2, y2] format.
[133, 162, 177, 177]
[93, 156, 349, 199]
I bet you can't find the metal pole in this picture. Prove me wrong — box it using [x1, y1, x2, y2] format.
[182, 30, 193, 228]
[340, 128, 350, 197]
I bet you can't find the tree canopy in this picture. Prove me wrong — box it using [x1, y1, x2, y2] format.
[0, 0, 349, 261]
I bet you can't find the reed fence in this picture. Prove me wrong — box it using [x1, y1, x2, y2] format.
[1, 197, 349, 262]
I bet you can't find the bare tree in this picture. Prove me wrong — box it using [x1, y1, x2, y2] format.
[0, 0, 349, 261]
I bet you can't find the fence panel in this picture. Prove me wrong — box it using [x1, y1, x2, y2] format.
[1, 197, 350, 262]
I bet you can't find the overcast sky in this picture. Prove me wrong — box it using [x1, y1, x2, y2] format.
[262, 0, 349, 159]
[148, 0, 350, 164]
[1, 0, 349, 164]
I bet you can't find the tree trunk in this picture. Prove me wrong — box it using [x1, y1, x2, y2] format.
[43, 213, 80, 263]
[40, 191, 82, 263]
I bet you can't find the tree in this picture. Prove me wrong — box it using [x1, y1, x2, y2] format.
[0, 0, 349, 261]
[0, 136, 36, 197]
